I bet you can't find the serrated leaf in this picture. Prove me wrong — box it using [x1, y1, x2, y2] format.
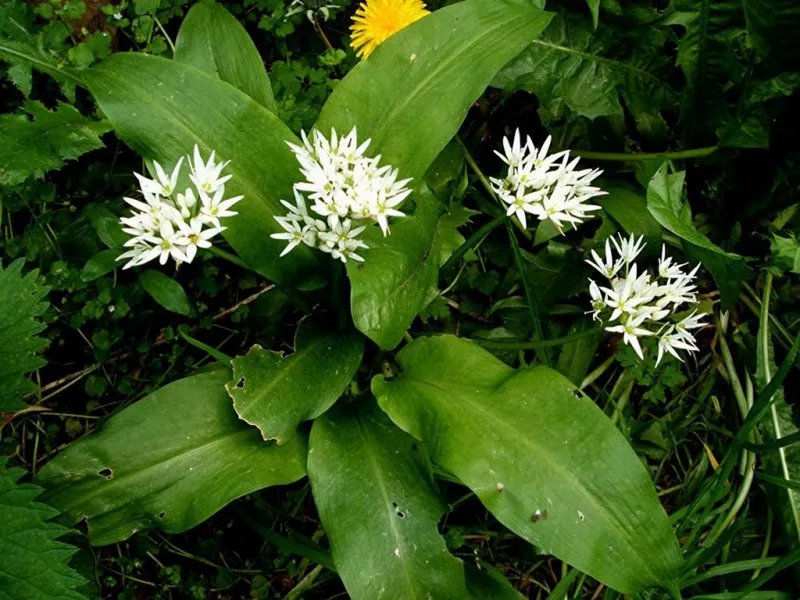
[0, 260, 50, 413]
[372, 335, 682, 596]
[307, 402, 469, 600]
[493, 12, 676, 136]
[316, 0, 553, 184]
[0, 35, 82, 92]
[0, 459, 88, 600]
[227, 322, 363, 443]
[37, 369, 307, 546]
[175, 0, 276, 112]
[346, 189, 465, 349]
[645, 163, 750, 309]
[138, 270, 193, 316]
[0, 101, 110, 186]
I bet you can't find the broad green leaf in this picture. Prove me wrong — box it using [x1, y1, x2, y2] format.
[316, 0, 553, 184]
[83, 54, 320, 285]
[38, 370, 307, 546]
[372, 335, 682, 596]
[307, 402, 468, 600]
[138, 270, 193, 316]
[601, 185, 662, 258]
[646, 164, 750, 309]
[0, 101, 110, 186]
[227, 323, 363, 443]
[742, 0, 775, 55]
[86, 204, 126, 249]
[81, 248, 120, 282]
[0, 460, 88, 600]
[0, 260, 49, 413]
[346, 189, 465, 349]
[466, 565, 524, 600]
[493, 13, 675, 137]
[174, 0, 276, 112]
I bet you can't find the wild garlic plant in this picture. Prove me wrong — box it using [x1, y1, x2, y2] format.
[117, 146, 242, 269]
[490, 129, 606, 232]
[586, 233, 705, 364]
[271, 127, 412, 263]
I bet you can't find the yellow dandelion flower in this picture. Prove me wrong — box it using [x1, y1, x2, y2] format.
[350, 0, 430, 60]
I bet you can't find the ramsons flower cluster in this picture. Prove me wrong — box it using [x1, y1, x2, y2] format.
[586, 233, 705, 364]
[491, 130, 605, 232]
[271, 127, 412, 263]
[117, 146, 242, 269]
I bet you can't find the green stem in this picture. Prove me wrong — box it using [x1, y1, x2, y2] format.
[284, 564, 324, 600]
[580, 354, 615, 390]
[153, 15, 176, 54]
[441, 213, 506, 272]
[572, 146, 718, 162]
[207, 245, 252, 270]
[456, 136, 531, 240]
[477, 326, 602, 351]
[506, 221, 550, 366]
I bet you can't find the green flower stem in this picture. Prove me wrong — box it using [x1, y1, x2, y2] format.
[207, 245, 253, 270]
[572, 146, 718, 162]
[441, 213, 506, 272]
[154, 15, 176, 54]
[476, 326, 602, 351]
[456, 136, 532, 240]
[580, 354, 615, 390]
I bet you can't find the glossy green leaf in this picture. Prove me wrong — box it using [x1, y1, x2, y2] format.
[646, 163, 750, 309]
[227, 323, 363, 443]
[372, 335, 682, 596]
[346, 189, 466, 349]
[556, 318, 602, 386]
[307, 402, 468, 600]
[466, 565, 524, 600]
[86, 204, 126, 249]
[37, 370, 307, 546]
[81, 248, 119, 282]
[601, 185, 662, 259]
[316, 0, 553, 184]
[174, 0, 276, 112]
[83, 54, 320, 285]
[138, 270, 193, 316]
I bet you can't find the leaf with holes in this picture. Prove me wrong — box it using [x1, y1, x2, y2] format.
[307, 401, 468, 600]
[227, 322, 363, 443]
[372, 335, 682, 596]
[37, 369, 307, 546]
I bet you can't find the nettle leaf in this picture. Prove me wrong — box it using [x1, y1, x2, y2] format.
[493, 12, 676, 138]
[174, 0, 276, 112]
[0, 460, 88, 600]
[347, 189, 467, 349]
[38, 370, 306, 546]
[372, 335, 682, 596]
[227, 322, 363, 443]
[0, 260, 50, 413]
[307, 402, 469, 600]
[316, 0, 553, 184]
[83, 54, 321, 286]
[0, 101, 110, 186]
[645, 164, 751, 309]
[0, 32, 82, 98]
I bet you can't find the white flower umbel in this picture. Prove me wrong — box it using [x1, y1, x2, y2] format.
[491, 129, 605, 233]
[585, 233, 706, 363]
[272, 127, 412, 263]
[117, 145, 242, 269]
